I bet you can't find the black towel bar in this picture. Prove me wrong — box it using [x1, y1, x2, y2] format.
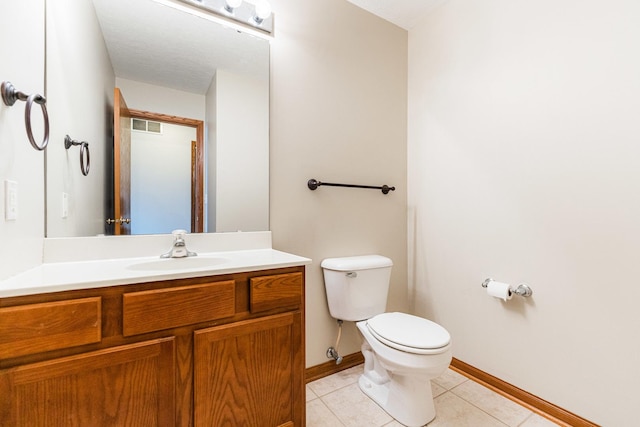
[307, 179, 395, 195]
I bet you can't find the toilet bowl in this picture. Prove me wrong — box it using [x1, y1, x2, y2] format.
[357, 312, 452, 427]
[321, 255, 452, 427]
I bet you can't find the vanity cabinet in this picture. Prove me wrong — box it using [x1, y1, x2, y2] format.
[0, 338, 175, 426]
[194, 312, 301, 426]
[0, 266, 305, 427]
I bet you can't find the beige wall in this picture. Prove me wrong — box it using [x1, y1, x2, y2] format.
[408, 1, 640, 425]
[269, 0, 408, 367]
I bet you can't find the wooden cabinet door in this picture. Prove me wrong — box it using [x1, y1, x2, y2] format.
[194, 312, 303, 427]
[0, 338, 175, 426]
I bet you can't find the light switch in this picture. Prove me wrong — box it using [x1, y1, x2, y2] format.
[4, 180, 18, 221]
[62, 192, 69, 218]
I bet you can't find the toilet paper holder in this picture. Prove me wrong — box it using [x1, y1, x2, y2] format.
[482, 278, 533, 297]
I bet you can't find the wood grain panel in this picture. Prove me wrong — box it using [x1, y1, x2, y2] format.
[250, 273, 302, 313]
[194, 312, 298, 427]
[0, 297, 101, 359]
[122, 280, 235, 336]
[175, 333, 195, 427]
[0, 338, 175, 426]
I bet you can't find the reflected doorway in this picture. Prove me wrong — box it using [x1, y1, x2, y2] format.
[128, 110, 205, 234]
[112, 88, 205, 234]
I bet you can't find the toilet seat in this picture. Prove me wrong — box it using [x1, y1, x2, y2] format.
[366, 312, 451, 355]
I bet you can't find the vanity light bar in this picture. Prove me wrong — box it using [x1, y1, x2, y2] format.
[167, 0, 274, 36]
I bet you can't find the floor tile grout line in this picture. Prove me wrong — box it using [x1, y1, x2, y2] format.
[317, 390, 353, 427]
[431, 375, 469, 392]
[432, 390, 510, 427]
[310, 395, 348, 427]
[446, 382, 533, 427]
[318, 381, 370, 427]
[307, 376, 361, 398]
[516, 412, 536, 427]
[317, 382, 394, 427]
[308, 372, 364, 426]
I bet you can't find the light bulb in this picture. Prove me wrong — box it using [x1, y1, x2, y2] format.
[253, 0, 272, 24]
[224, 0, 242, 13]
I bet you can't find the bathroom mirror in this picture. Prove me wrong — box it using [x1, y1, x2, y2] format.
[45, 0, 269, 237]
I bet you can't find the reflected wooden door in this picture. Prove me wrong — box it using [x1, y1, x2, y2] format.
[191, 140, 197, 232]
[114, 88, 132, 235]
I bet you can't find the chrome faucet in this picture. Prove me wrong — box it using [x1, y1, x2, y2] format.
[161, 229, 197, 258]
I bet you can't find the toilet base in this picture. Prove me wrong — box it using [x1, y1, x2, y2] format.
[358, 371, 436, 427]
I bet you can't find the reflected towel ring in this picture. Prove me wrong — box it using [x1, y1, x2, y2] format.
[79, 142, 90, 176]
[64, 135, 90, 176]
[1, 81, 50, 151]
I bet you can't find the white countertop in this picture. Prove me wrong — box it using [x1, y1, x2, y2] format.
[0, 249, 311, 298]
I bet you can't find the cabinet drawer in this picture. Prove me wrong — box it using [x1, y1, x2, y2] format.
[123, 281, 235, 336]
[0, 297, 102, 359]
[250, 273, 302, 314]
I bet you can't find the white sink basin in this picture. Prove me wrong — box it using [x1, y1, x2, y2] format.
[126, 257, 228, 271]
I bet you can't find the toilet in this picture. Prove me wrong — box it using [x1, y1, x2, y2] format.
[321, 255, 452, 427]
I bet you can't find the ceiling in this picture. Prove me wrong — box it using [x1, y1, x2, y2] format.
[91, 0, 441, 96]
[92, 0, 269, 95]
[346, 0, 448, 30]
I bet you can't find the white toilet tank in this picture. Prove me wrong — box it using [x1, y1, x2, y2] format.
[321, 255, 393, 321]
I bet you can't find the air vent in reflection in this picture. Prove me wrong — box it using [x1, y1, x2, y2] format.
[132, 118, 162, 134]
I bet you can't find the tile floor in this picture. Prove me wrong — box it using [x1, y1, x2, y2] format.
[306, 365, 561, 427]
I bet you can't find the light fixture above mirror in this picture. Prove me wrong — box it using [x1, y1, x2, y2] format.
[171, 0, 274, 37]
[252, 0, 272, 25]
[224, 0, 243, 14]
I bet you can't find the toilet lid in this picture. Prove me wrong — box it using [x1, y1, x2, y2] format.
[366, 312, 450, 351]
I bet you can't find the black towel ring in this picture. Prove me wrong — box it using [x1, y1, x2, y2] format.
[1, 81, 50, 151]
[64, 135, 90, 176]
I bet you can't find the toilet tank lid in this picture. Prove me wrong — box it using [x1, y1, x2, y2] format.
[321, 255, 393, 271]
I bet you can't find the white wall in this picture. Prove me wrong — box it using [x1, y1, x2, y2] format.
[214, 70, 269, 232]
[269, 0, 408, 367]
[408, 1, 640, 425]
[46, 0, 114, 238]
[131, 123, 195, 234]
[0, 0, 45, 280]
[205, 75, 217, 232]
[115, 78, 206, 121]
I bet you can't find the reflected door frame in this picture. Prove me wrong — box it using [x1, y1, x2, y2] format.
[113, 88, 132, 235]
[126, 109, 205, 234]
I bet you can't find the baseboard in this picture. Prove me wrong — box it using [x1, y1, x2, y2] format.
[306, 354, 598, 426]
[305, 352, 364, 383]
[450, 358, 599, 427]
